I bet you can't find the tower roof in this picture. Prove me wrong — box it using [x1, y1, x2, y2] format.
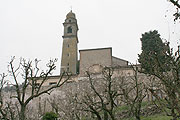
[66, 10, 76, 19]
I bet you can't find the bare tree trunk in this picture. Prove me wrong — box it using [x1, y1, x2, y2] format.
[20, 105, 26, 120]
[103, 111, 108, 120]
[38, 97, 42, 117]
[97, 114, 102, 120]
[171, 109, 178, 120]
[109, 112, 116, 120]
[135, 115, 140, 120]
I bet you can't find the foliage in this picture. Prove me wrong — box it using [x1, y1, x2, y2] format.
[42, 112, 58, 120]
[138, 30, 180, 119]
[138, 30, 171, 75]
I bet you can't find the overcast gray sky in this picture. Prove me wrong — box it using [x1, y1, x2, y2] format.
[0, 0, 180, 75]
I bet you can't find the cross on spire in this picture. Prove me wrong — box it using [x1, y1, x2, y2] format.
[70, 6, 73, 12]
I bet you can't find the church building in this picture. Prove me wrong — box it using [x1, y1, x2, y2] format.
[60, 10, 129, 77]
[35, 11, 131, 86]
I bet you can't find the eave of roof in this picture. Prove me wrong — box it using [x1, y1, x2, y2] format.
[112, 56, 128, 62]
[79, 47, 112, 52]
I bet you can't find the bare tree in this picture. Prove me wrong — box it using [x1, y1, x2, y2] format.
[0, 73, 8, 120]
[77, 67, 121, 120]
[47, 90, 82, 120]
[7, 57, 70, 120]
[44, 66, 152, 120]
[168, 0, 180, 21]
[119, 65, 147, 120]
[148, 76, 180, 120]
[148, 48, 180, 120]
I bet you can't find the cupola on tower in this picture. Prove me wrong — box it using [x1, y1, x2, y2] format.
[60, 10, 79, 74]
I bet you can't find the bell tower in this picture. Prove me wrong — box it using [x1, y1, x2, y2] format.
[60, 10, 79, 74]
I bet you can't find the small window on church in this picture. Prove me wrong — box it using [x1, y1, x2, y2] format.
[67, 44, 69, 48]
[67, 63, 69, 66]
[67, 26, 72, 33]
[67, 53, 70, 56]
[69, 20, 71, 22]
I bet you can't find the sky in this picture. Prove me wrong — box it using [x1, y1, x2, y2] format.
[0, 0, 180, 76]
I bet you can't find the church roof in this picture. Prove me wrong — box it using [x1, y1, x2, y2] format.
[66, 10, 76, 19]
[112, 56, 128, 62]
[79, 47, 112, 52]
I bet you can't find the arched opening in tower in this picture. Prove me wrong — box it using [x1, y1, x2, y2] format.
[67, 26, 72, 33]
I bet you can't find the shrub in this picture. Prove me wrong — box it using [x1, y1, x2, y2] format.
[42, 112, 58, 120]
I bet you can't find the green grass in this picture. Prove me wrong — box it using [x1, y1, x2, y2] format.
[141, 115, 172, 120]
[141, 101, 149, 107]
[117, 105, 129, 111]
[123, 114, 172, 120]
[118, 101, 173, 120]
[83, 101, 173, 120]
[115, 101, 149, 112]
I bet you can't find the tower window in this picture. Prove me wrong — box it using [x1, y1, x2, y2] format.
[67, 26, 72, 33]
[69, 20, 71, 22]
[67, 53, 70, 56]
[67, 44, 69, 48]
[67, 63, 69, 66]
